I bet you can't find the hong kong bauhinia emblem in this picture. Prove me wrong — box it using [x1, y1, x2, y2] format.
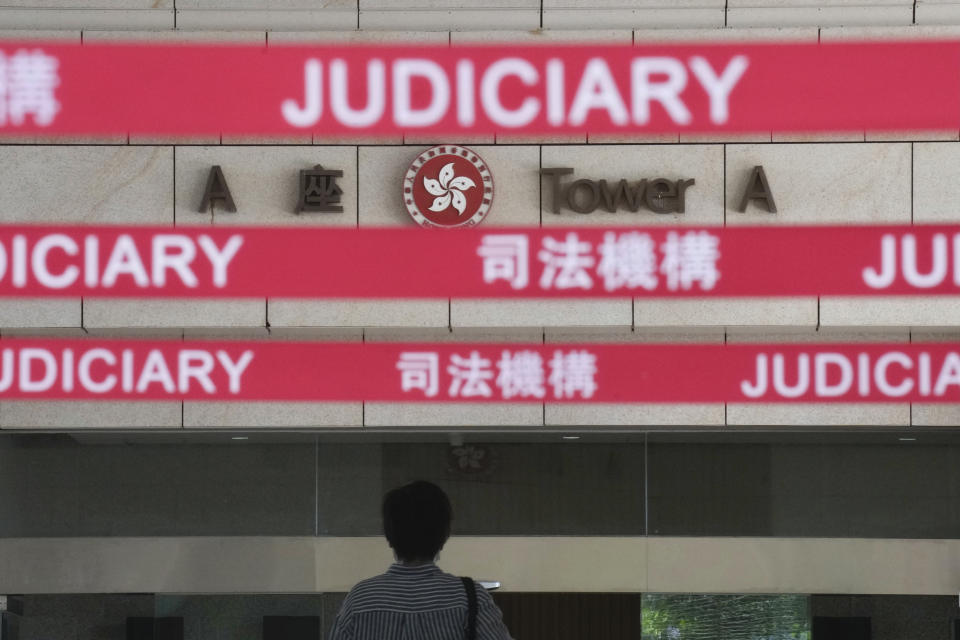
[403, 145, 493, 228]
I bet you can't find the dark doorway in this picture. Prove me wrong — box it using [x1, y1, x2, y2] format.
[813, 616, 871, 640]
[126, 617, 184, 640]
[262, 615, 320, 640]
[492, 593, 641, 640]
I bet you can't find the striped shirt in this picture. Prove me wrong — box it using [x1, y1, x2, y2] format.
[329, 563, 513, 640]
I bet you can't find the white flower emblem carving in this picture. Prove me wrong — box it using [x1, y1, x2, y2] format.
[424, 162, 476, 217]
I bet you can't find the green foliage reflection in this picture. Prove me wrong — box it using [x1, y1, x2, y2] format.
[641, 594, 810, 640]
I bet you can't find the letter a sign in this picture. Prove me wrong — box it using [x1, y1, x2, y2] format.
[738, 165, 777, 213]
[199, 165, 236, 213]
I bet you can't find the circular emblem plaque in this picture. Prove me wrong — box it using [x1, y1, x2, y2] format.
[446, 444, 497, 478]
[402, 145, 493, 228]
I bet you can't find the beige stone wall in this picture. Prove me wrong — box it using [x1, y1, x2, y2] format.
[0, 10, 958, 431]
[2, 535, 960, 595]
[3, 1, 951, 31]
[0, 135, 951, 427]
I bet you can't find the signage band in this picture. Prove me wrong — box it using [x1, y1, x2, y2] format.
[0, 339, 957, 403]
[0, 41, 957, 136]
[0, 224, 955, 298]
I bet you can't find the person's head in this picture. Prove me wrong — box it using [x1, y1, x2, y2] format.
[382, 480, 452, 563]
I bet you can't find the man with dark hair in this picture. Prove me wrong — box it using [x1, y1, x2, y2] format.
[329, 481, 513, 640]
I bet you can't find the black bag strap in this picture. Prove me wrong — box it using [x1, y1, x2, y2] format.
[461, 576, 478, 640]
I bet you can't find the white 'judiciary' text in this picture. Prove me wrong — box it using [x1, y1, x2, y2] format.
[0, 347, 255, 395]
[741, 351, 960, 399]
[0, 233, 244, 290]
[281, 55, 750, 129]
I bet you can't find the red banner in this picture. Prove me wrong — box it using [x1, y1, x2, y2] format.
[0, 338, 957, 403]
[0, 224, 956, 298]
[0, 40, 957, 137]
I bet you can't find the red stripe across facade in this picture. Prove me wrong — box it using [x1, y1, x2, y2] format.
[0, 40, 957, 136]
[0, 339, 956, 403]
[0, 225, 954, 297]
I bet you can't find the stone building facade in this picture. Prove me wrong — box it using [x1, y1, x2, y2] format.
[1, 1, 960, 638]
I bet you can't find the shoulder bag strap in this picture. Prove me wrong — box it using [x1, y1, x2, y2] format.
[461, 576, 478, 640]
